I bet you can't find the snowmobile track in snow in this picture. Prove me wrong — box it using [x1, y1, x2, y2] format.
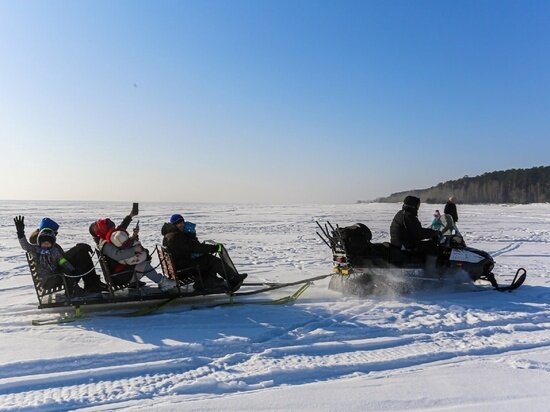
[3, 296, 550, 410]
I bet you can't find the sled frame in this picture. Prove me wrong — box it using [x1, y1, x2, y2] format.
[95, 249, 142, 298]
[26, 253, 73, 309]
[158, 246, 203, 292]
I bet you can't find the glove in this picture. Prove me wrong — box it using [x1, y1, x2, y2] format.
[14, 215, 25, 238]
[216, 243, 224, 253]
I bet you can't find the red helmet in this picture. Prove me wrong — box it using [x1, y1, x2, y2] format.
[94, 218, 116, 240]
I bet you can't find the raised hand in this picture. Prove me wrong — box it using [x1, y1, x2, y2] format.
[14, 216, 25, 238]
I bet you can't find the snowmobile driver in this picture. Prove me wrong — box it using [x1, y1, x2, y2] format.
[390, 196, 440, 256]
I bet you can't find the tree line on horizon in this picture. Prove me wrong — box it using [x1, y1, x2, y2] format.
[373, 166, 550, 204]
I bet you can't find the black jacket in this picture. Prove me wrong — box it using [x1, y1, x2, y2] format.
[161, 223, 217, 269]
[444, 201, 458, 223]
[390, 205, 439, 249]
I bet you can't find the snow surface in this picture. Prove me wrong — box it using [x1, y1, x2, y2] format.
[0, 201, 549, 411]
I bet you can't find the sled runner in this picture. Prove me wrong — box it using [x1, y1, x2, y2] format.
[316, 221, 527, 297]
[27, 244, 325, 325]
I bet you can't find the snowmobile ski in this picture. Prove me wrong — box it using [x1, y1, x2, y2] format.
[495, 268, 527, 292]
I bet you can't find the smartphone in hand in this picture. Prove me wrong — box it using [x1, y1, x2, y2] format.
[132, 202, 139, 216]
[133, 220, 140, 237]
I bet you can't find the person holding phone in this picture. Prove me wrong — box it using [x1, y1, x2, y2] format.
[89, 203, 178, 292]
[108, 220, 148, 265]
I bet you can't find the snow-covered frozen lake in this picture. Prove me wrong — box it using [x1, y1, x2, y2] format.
[0, 201, 549, 411]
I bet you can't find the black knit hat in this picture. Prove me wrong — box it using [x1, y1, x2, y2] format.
[403, 196, 421, 209]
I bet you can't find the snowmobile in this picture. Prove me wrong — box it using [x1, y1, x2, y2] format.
[316, 221, 526, 297]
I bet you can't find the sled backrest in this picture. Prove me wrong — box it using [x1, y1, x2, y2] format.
[26, 253, 68, 308]
[158, 246, 177, 280]
[95, 249, 136, 294]
[158, 246, 196, 286]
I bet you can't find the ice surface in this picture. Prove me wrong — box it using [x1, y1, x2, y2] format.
[0, 201, 549, 411]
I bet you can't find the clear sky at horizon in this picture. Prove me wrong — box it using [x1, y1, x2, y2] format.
[1, 0, 549, 203]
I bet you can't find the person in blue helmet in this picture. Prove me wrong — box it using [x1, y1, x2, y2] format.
[15, 216, 94, 296]
[28, 217, 108, 293]
[161, 214, 247, 292]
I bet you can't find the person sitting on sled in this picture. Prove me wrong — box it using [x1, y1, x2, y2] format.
[89, 204, 152, 282]
[108, 222, 149, 266]
[91, 218, 178, 292]
[89, 204, 137, 246]
[14, 216, 92, 297]
[27, 217, 108, 293]
[390, 196, 440, 255]
[161, 214, 247, 292]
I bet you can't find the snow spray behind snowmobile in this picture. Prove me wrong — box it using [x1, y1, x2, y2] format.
[316, 221, 526, 296]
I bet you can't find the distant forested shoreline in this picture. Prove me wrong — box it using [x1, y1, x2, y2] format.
[371, 166, 549, 204]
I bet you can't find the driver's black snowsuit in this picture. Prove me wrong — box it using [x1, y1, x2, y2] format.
[390, 196, 439, 254]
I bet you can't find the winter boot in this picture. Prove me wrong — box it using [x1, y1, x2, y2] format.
[228, 273, 248, 292]
[68, 284, 102, 299]
[158, 277, 178, 292]
[194, 276, 228, 294]
[84, 279, 109, 293]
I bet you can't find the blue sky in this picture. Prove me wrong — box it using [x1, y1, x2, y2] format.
[1, 0, 549, 203]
